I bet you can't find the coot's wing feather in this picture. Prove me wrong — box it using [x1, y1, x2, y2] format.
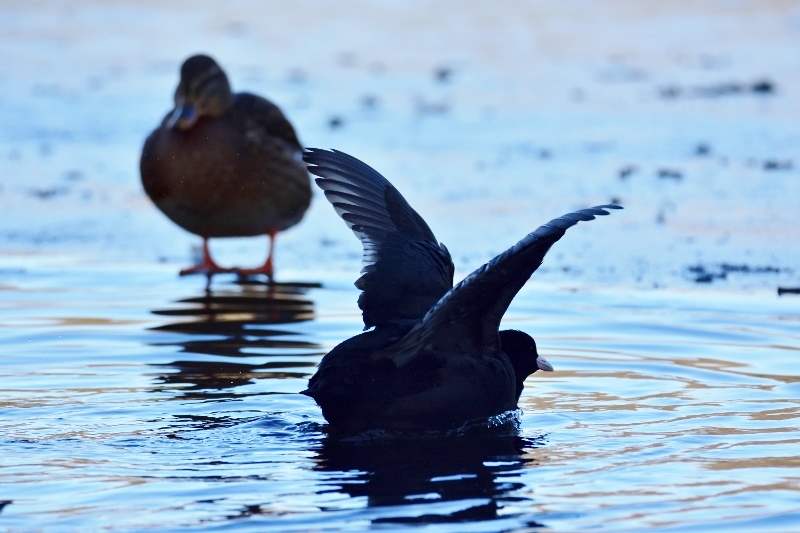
[304, 148, 455, 329]
[382, 205, 623, 366]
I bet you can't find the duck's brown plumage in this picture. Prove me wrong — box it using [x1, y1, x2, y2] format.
[140, 55, 311, 276]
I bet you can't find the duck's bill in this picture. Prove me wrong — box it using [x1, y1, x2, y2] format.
[536, 355, 554, 372]
[167, 101, 198, 130]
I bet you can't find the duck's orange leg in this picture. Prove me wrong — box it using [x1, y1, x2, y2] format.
[234, 229, 277, 281]
[180, 238, 233, 277]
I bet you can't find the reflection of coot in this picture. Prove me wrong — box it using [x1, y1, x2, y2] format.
[314, 432, 545, 525]
[148, 282, 322, 400]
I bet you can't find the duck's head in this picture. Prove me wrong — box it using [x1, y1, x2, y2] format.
[168, 54, 232, 131]
[499, 329, 553, 399]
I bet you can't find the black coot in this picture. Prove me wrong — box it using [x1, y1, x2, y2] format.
[301, 148, 620, 433]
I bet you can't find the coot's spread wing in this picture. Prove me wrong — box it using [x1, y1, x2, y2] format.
[304, 149, 454, 329]
[383, 205, 622, 366]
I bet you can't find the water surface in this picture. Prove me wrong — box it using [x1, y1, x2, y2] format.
[1, 263, 798, 531]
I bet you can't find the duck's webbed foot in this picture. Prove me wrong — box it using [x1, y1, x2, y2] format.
[179, 239, 233, 277]
[233, 229, 276, 282]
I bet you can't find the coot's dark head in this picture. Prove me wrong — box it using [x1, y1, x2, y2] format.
[499, 329, 553, 399]
[168, 54, 232, 131]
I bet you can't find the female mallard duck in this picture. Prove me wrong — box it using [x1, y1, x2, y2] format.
[140, 54, 312, 279]
[301, 149, 621, 434]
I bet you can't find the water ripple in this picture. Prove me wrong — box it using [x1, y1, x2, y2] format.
[1, 269, 799, 531]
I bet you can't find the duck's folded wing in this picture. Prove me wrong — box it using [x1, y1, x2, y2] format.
[382, 205, 623, 366]
[234, 93, 303, 151]
[304, 149, 455, 329]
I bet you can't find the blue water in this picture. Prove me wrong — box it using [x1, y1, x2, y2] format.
[1, 264, 798, 531]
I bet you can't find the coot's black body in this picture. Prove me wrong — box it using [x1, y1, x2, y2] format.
[307, 327, 529, 432]
[301, 149, 620, 434]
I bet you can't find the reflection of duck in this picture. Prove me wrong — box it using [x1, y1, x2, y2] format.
[149, 282, 321, 400]
[314, 433, 545, 525]
[140, 54, 312, 280]
[301, 149, 621, 433]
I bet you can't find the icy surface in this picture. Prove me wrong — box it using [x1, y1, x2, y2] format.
[0, 0, 798, 290]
